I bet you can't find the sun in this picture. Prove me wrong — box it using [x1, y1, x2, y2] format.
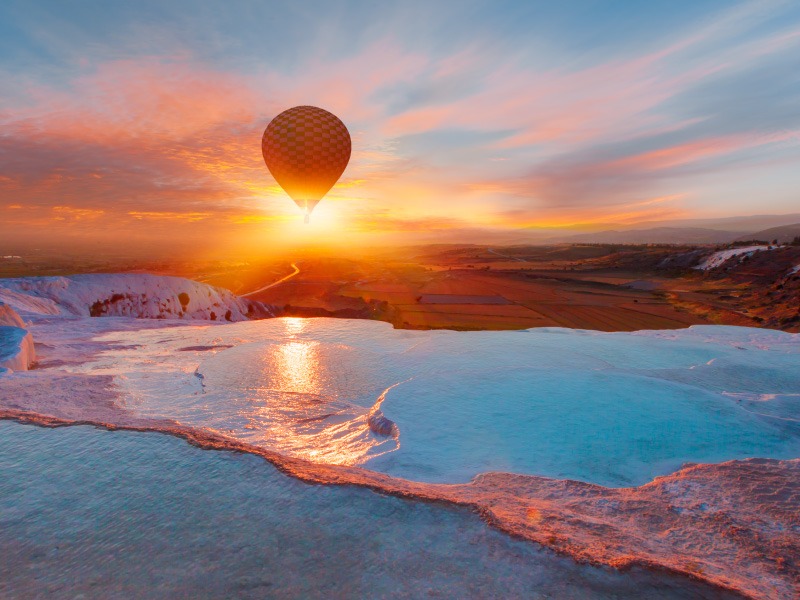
[284, 201, 342, 239]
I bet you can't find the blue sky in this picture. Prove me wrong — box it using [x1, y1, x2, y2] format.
[1, 0, 799, 247]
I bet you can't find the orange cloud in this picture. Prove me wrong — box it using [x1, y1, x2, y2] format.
[10, 59, 263, 144]
[128, 211, 213, 222]
[2, 3, 799, 256]
[606, 138, 745, 171]
[228, 214, 294, 224]
[52, 206, 105, 220]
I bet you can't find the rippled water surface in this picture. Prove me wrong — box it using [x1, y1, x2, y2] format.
[79, 319, 800, 486]
[0, 422, 741, 599]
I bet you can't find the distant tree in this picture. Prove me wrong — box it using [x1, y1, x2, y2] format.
[732, 240, 767, 247]
[209, 311, 216, 321]
[792, 236, 800, 246]
[178, 292, 190, 308]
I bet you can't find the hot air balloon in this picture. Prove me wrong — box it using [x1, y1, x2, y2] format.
[261, 106, 351, 223]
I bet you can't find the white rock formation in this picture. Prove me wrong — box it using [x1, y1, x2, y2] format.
[0, 274, 273, 321]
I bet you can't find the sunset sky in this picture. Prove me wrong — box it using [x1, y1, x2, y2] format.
[1, 0, 799, 252]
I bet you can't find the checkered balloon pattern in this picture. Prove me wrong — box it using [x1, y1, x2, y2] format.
[261, 106, 351, 212]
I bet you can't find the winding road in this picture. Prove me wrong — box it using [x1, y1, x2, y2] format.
[241, 262, 300, 297]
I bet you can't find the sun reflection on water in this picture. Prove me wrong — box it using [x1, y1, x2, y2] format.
[234, 317, 400, 466]
[271, 340, 323, 395]
[283, 316, 307, 338]
[259, 318, 323, 395]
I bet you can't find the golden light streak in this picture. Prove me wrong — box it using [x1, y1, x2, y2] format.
[127, 211, 213, 221]
[228, 214, 295, 224]
[245, 318, 395, 467]
[52, 206, 106, 220]
[272, 341, 322, 395]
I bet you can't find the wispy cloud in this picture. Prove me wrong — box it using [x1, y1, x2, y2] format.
[1, 0, 799, 250]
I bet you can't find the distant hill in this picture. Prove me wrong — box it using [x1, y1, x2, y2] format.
[519, 213, 800, 245]
[545, 227, 741, 245]
[627, 213, 800, 232]
[735, 223, 800, 244]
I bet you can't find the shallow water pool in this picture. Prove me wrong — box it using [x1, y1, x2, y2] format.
[0, 421, 739, 599]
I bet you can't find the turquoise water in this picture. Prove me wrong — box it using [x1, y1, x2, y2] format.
[0, 421, 738, 599]
[366, 366, 800, 484]
[87, 319, 800, 486]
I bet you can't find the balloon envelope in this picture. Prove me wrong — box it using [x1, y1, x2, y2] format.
[261, 106, 351, 221]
